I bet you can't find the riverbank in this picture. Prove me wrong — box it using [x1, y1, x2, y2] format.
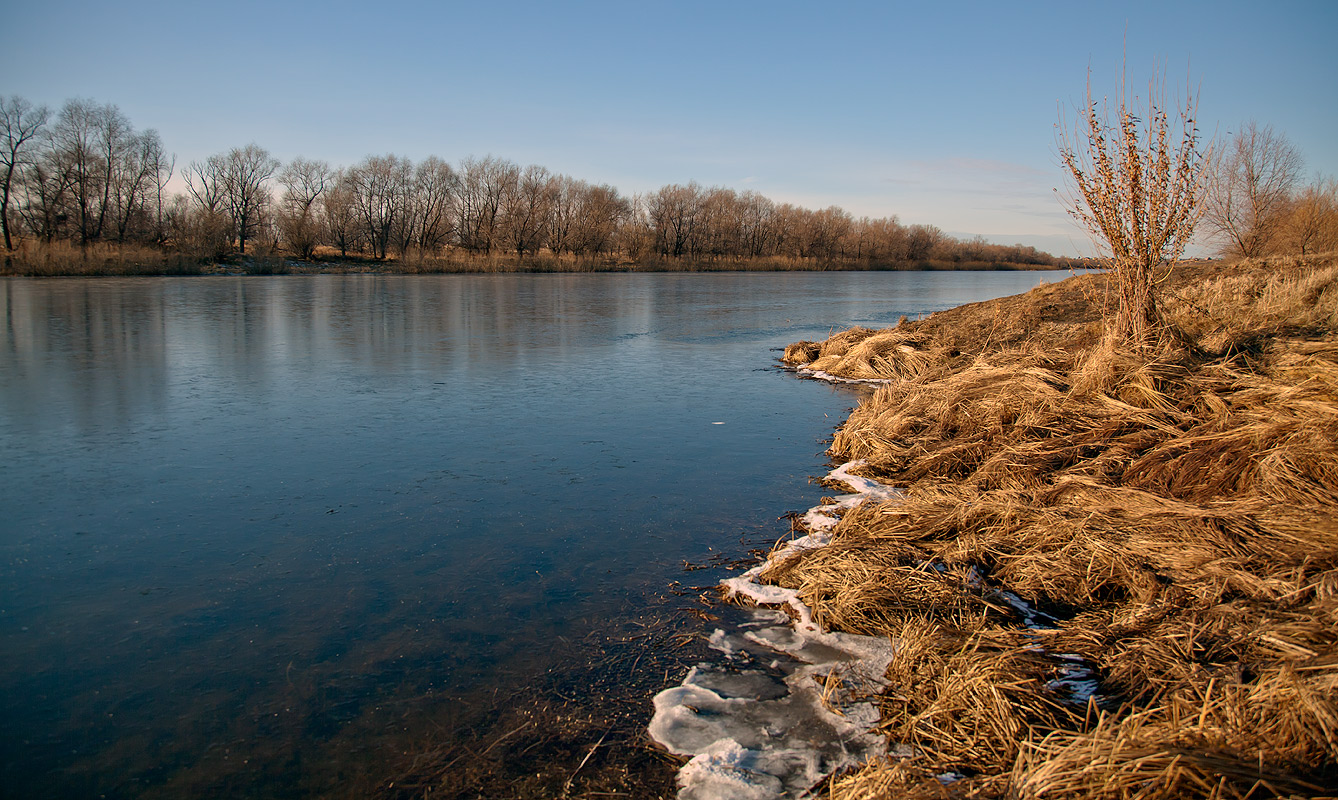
[0, 241, 1089, 277]
[773, 254, 1337, 797]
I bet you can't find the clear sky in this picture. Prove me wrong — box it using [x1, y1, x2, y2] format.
[4, 0, 1336, 256]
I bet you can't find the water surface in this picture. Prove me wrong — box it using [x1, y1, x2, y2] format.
[0, 270, 1075, 797]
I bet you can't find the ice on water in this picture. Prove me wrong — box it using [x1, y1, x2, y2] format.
[649, 612, 894, 799]
[794, 367, 892, 386]
[650, 462, 898, 799]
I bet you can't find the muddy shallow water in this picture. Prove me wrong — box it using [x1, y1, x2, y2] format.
[0, 270, 1075, 797]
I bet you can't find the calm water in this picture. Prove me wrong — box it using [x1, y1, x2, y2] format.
[0, 271, 1073, 797]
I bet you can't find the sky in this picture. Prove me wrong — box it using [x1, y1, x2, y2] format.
[4, 0, 1336, 257]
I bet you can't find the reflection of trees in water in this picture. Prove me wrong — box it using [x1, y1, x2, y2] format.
[1, 279, 170, 429]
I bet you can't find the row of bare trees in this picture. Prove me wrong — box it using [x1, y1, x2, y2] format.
[1, 93, 1064, 268]
[636, 183, 1018, 265]
[11, 92, 1331, 269]
[172, 148, 1059, 267]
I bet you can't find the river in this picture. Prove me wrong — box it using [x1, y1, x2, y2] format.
[0, 270, 1076, 798]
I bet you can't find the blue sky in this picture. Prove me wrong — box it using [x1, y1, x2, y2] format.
[5, 0, 1336, 256]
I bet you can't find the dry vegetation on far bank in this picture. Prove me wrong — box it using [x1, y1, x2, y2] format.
[777, 254, 1338, 798]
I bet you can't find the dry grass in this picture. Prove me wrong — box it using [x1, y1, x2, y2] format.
[2, 240, 207, 276]
[774, 254, 1338, 797]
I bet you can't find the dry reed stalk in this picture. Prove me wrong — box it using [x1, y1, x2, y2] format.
[1010, 702, 1333, 800]
[875, 627, 1084, 773]
[830, 758, 1009, 800]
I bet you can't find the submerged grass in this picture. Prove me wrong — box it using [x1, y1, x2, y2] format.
[773, 254, 1338, 798]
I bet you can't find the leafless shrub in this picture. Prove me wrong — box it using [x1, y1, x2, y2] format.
[1057, 69, 1210, 351]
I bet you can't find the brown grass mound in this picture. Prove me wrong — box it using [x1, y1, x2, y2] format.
[770, 254, 1338, 797]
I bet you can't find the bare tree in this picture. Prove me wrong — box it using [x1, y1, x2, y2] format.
[1058, 69, 1209, 349]
[904, 223, 942, 262]
[648, 183, 702, 258]
[738, 191, 776, 258]
[696, 188, 741, 260]
[616, 192, 652, 260]
[109, 129, 169, 243]
[166, 192, 229, 259]
[1281, 178, 1338, 256]
[49, 99, 103, 243]
[184, 145, 278, 255]
[799, 206, 852, 262]
[142, 131, 175, 244]
[1, 95, 50, 250]
[1203, 121, 1304, 258]
[321, 171, 358, 258]
[184, 156, 225, 215]
[456, 156, 516, 255]
[344, 154, 412, 259]
[18, 154, 73, 243]
[545, 174, 579, 257]
[220, 144, 279, 255]
[571, 183, 628, 256]
[276, 157, 332, 258]
[501, 164, 551, 258]
[92, 103, 134, 241]
[411, 156, 458, 253]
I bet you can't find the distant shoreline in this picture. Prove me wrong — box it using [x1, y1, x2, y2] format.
[1, 246, 1098, 278]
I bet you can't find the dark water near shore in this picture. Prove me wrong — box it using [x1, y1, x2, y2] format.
[0, 271, 1076, 797]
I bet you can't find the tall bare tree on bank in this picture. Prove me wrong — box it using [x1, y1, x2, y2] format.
[219, 144, 279, 255]
[180, 157, 231, 258]
[109, 129, 170, 243]
[50, 99, 101, 244]
[501, 164, 551, 258]
[1058, 69, 1209, 350]
[1, 95, 49, 251]
[456, 156, 515, 255]
[1203, 121, 1304, 258]
[321, 171, 358, 257]
[344, 154, 412, 259]
[411, 156, 458, 253]
[277, 157, 332, 259]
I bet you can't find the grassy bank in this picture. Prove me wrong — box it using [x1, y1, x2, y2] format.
[776, 254, 1337, 797]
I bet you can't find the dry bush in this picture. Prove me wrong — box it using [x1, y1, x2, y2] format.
[1057, 69, 1209, 350]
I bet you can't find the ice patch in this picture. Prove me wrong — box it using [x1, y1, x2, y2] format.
[993, 588, 1057, 629]
[652, 461, 898, 799]
[794, 367, 891, 386]
[1047, 661, 1102, 704]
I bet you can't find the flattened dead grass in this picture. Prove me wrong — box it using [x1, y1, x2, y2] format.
[775, 254, 1338, 797]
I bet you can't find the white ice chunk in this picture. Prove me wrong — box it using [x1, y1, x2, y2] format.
[708, 628, 742, 656]
[677, 740, 787, 800]
[653, 461, 902, 799]
[795, 367, 892, 386]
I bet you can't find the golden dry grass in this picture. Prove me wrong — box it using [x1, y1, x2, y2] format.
[1, 240, 207, 275]
[774, 254, 1338, 797]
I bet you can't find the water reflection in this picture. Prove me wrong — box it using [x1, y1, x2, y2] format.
[0, 270, 1077, 797]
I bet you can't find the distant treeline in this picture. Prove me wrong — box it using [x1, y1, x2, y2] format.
[1, 95, 1070, 272]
